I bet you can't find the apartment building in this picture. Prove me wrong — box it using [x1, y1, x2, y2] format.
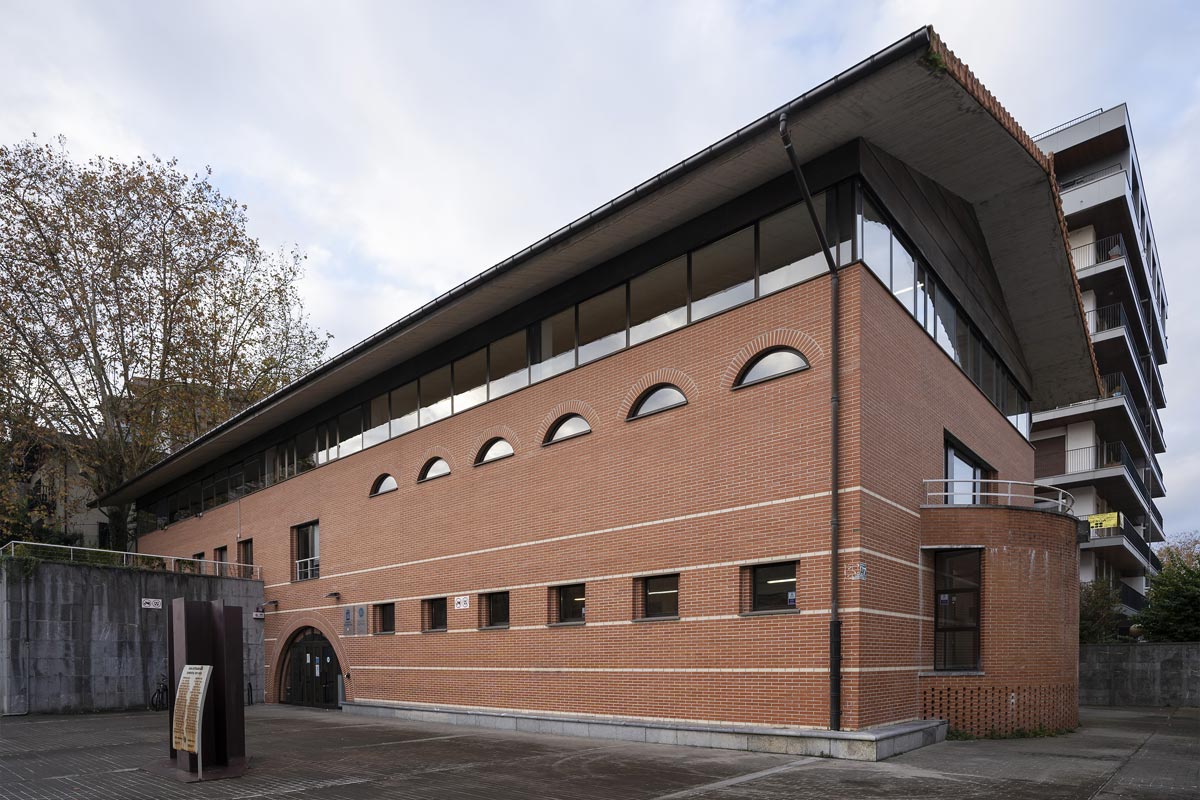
[1031, 108, 1168, 617]
[101, 28, 1098, 753]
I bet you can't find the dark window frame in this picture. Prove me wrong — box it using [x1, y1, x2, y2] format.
[750, 561, 798, 613]
[933, 549, 982, 671]
[423, 597, 448, 632]
[543, 414, 592, 445]
[375, 602, 396, 634]
[554, 583, 586, 625]
[627, 383, 688, 421]
[293, 520, 320, 582]
[369, 473, 398, 496]
[481, 591, 510, 629]
[641, 573, 680, 619]
[417, 457, 451, 483]
[733, 347, 810, 389]
[475, 437, 515, 466]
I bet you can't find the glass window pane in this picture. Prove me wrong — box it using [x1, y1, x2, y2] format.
[212, 469, 229, 507]
[338, 407, 363, 457]
[295, 428, 317, 473]
[980, 348, 997, 405]
[914, 264, 929, 329]
[690, 226, 754, 320]
[453, 348, 488, 413]
[935, 549, 981, 589]
[489, 330, 528, 399]
[861, 197, 891, 286]
[936, 630, 978, 671]
[753, 562, 796, 611]
[420, 457, 450, 481]
[364, 394, 390, 448]
[315, 422, 335, 465]
[644, 574, 679, 618]
[936, 590, 979, 628]
[934, 286, 956, 357]
[478, 438, 514, 464]
[630, 385, 686, 418]
[630, 256, 687, 345]
[547, 414, 591, 443]
[486, 592, 509, 627]
[832, 181, 857, 266]
[390, 382, 418, 437]
[531, 308, 575, 382]
[738, 348, 808, 386]
[955, 309, 973, 375]
[371, 474, 398, 495]
[558, 583, 585, 623]
[427, 598, 447, 630]
[578, 285, 627, 364]
[891, 235, 916, 312]
[759, 198, 828, 294]
[243, 453, 263, 493]
[419, 365, 452, 426]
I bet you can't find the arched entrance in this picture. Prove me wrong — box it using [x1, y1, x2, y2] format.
[280, 627, 341, 708]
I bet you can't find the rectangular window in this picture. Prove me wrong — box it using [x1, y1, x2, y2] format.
[423, 597, 447, 631]
[531, 307, 575, 382]
[452, 347, 488, 413]
[752, 562, 797, 612]
[337, 407, 363, 457]
[237, 539, 254, 578]
[690, 226, 754, 321]
[577, 285, 627, 364]
[483, 591, 509, 628]
[891, 235, 916, 312]
[914, 264, 930, 330]
[643, 574, 679, 618]
[630, 256, 687, 345]
[201, 475, 215, 511]
[390, 381, 418, 437]
[934, 549, 981, 671]
[419, 365, 453, 426]
[375, 603, 395, 634]
[861, 196, 891, 286]
[364, 394, 390, 448]
[213, 546, 228, 577]
[556, 583, 585, 623]
[759, 199, 827, 295]
[243, 453, 263, 493]
[294, 521, 319, 581]
[315, 421, 336, 465]
[946, 444, 985, 505]
[933, 285, 956, 357]
[488, 330, 528, 399]
[295, 427, 317, 473]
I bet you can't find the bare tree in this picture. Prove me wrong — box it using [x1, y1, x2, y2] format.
[0, 136, 329, 548]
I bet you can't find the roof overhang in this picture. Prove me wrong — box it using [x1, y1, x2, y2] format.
[100, 25, 1099, 509]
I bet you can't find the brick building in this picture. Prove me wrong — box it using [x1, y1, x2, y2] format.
[102, 28, 1098, 753]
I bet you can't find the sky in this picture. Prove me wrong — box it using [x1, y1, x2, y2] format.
[2, 0, 1197, 535]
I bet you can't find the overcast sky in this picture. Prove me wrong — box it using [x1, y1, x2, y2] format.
[2, 1, 1197, 535]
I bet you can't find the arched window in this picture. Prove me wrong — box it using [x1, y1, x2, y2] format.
[544, 414, 592, 444]
[475, 438, 514, 465]
[735, 347, 809, 388]
[418, 457, 450, 482]
[628, 384, 687, 420]
[370, 473, 398, 496]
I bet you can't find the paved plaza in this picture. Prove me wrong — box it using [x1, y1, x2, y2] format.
[0, 705, 1196, 799]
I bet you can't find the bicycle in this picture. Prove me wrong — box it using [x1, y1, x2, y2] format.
[149, 673, 169, 712]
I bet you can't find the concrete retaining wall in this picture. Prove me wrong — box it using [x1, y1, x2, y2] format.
[1, 559, 263, 714]
[1080, 643, 1200, 707]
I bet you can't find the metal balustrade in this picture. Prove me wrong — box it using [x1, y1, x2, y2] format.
[0, 540, 261, 580]
[295, 556, 320, 581]
[1118, 582, 1147, 612]
[923, 479, 1074, 514]
[1032, 108, 1103, 141]
[1058, 163, 1124, 192]
[1071, 234, 1127, 270]
[1085, 303, 1129, 335]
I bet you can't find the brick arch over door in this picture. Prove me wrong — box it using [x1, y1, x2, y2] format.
[721, 328, 824, 389]
[269, 612, 353, 703]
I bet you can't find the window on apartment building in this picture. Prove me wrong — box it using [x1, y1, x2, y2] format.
[489, 330, 529, 399]
[419, 365, 453, 426]
[475, 438, 514, 465]
[628, 384, 687, 420]
[453, 347, 488, 413]
[423, 598, 448, 631]
[375, 603, 396, 634]
[237, 539, 254, 579]
[555, 584, 586, 624]
[370, 473, 398, 496]
[861, 196, 892, 286]
[934, 549, 981, 671]
[213, 546, 227, 576]
[629, 256, 686, 345]
[759, 199, 827, 295]
[364, 394, 390, 448]
[418, 457, 450, 482]
[532, 307, 576, 382]
[945, 443, 990, 505]
[578, 284, 627, 364]
[752, 562, 797, 612]
[482, 592, 510, 628]
[642, 574, 680, 618]
[544, 414, 591, 444]
[390, 381, 419, 438]
[691, 226, 755, 321]
[294, 521, 319, 581]
[735, 347, 809, 388]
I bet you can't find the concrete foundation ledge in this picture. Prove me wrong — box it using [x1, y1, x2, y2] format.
[341, 699, 946, 760]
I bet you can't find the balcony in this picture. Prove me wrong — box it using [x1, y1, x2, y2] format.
[923, 478, 1074, 513]
[1036, 441, 1163, 541]
[1119, 582, 1147, 613]
[1086, 303, 1157, 408]
[1083, 511, 1157, 575]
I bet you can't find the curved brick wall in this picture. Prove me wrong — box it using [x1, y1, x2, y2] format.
[919, 506, 1080, 736]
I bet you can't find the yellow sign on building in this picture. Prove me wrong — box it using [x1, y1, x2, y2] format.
[1089, 512, 1120, 530]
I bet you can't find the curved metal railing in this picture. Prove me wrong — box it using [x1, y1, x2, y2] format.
[923, 479, 1075, 514]
[0, 540, 261, 580]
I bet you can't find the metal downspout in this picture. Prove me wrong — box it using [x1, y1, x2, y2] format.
[778, 113, 843, 731]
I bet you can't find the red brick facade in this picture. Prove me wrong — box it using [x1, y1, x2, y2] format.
[138, 264, 1080, 734]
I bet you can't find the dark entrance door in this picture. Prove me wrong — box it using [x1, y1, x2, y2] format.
[281, 628, 340, 708]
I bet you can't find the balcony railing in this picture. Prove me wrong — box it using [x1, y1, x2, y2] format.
[1118, 582, 1147, 612]
[1032, 108, 1103, 141]
[1086, 303, 1129, 336]
[1071, 234, 1127, 271]
[1060, 442, 1153, 507]
[0, 540, 262, 580]
[1058, 163, 1124, 192]
[296, 556, 320, 581]
[1150, 549, 1163, 573]
[923, 479, 1074, 514]
[1089, 513, 1153, 566]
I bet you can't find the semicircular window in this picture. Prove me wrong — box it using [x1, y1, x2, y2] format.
[370, 473, 398, 496]
[418, 457, 451, 482]
[544, 414, 592, 444]
[735, 347, 809, 388]
[475, 438, 514, 465]
[628, 384, 687, 420]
